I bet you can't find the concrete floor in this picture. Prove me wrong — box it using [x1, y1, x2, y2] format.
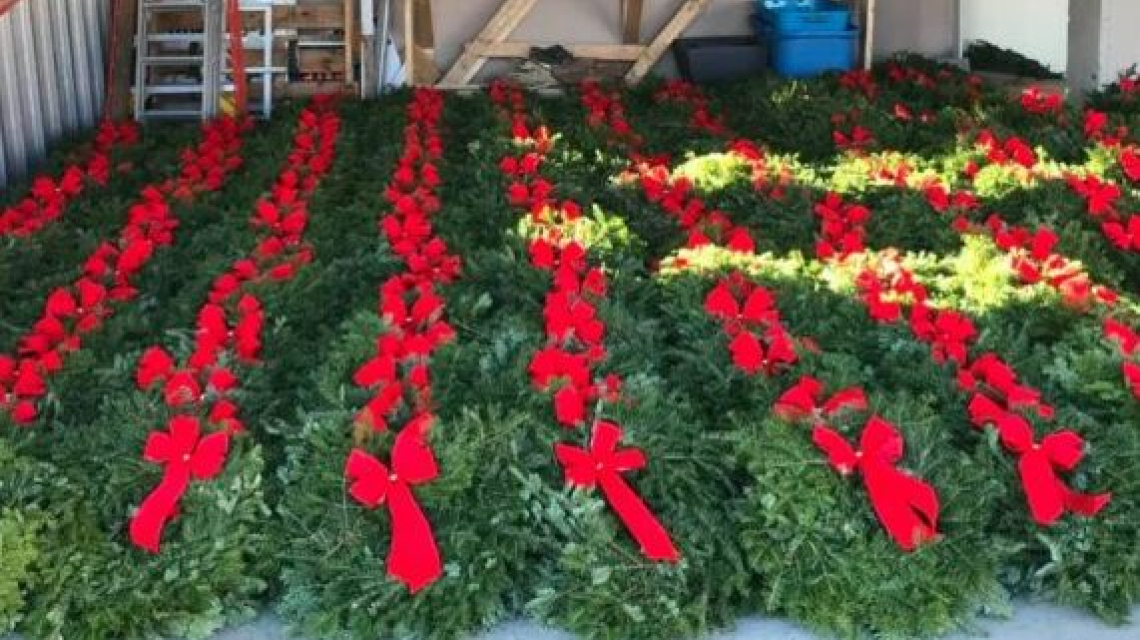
[196, 604, 1139, 640]
[4, 603, 1135, 639]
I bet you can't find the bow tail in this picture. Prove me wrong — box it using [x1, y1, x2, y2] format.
[599, 474, 679, 563]
[1062, 486, 1112, 517]
[386, 483, 443, 593]
[129, 470, 190, 553]
[864, 465, 940, 552]
[1018, 451, 1067, 526]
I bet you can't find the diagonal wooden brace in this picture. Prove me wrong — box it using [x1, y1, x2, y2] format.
[438, 0, 538, 86]
[624, 0, 712, 85]
[437, 0, 712, 88]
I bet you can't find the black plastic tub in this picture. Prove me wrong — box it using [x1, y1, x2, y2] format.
[672, 36, 768, 82]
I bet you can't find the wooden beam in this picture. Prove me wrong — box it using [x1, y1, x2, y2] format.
[438, 0, 537, 86]
[413, 46, 437, 84]
[403, 0, 415, 85]
[624, 0, 711, 85]
[345, 0, 356, 84]
[622, 0, 644, 45]
[412, 0, 438, 84]
[468, 41, 644, 61]
[105, 0, 138, 119]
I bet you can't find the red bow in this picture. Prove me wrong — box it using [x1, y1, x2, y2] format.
[704, 278, 777, 326]
[959, 353, 1053, 419]
[130, 416, 230, 552]
[1121, 147, 1140, 182]
[813, 192, 870, 259]
[554, 421, 679, 562]
[704, 275, 798, 375]
[1105, 318, 1140, 356]
[909, 306, 976, 366]
[1124, 362, 1140, 399]
[344, 416, 442, 593]
[773, 376, 868, 426]
[812, 417, 940, 551]
[1067, 174, 1121, 217]
[1102, 215, 1140, 252]
[1021, 87, 1063, 115]
[968, 403, 1111, 525]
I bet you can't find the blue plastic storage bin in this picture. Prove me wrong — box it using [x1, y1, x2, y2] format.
[752, 16, 857, 78]
[755, 0, 851, 33]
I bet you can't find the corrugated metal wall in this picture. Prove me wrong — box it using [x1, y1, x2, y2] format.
[0, 0, 109, 189]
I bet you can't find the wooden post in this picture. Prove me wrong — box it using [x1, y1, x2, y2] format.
[402, 0, 415, 85]
[412, 0, 437, 84]
[345, 0, 356, 84]
[438, 0, 537, 86]
[624, 0, 711, 85]
[105, 0, 138, 119]
[622, 0, 643, 44]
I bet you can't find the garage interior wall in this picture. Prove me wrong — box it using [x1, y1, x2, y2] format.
[961, 0, 1068, 74]
[0, 0, 109, 189]
[411, 0, 958, 81]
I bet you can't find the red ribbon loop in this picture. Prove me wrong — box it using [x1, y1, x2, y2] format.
[812, 417, 940, 552]
[774, 375, 868, 427]
[344, 419, 442, 593]
[554, 421, 680, 563]
[130, 416, 230, 552]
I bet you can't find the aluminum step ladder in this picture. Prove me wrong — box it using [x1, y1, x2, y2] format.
[134, 0, 225, 121]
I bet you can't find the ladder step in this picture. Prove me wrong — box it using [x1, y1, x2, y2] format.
[141, 110, 207, 118]
[142, 1, 206, 10]
[145, 84, 207, 95]
[147, 33, 205, 42]
[225, 66, 287, 74]
[141, 55, 205, 64]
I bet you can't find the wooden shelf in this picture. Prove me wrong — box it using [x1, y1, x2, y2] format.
[282, 1, 355, 90]
[274, 78, 352, 98]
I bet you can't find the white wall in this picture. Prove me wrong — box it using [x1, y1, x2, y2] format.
[1099, 0, 1140, 84]
[871, 0, 957, 61]
[962, 0, 1068, 73]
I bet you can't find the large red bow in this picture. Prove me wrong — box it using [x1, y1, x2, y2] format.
[812, 417, 940, 551]
[968, 398, 1111, 525]
[554, 421, 679, 562]
[130, 416, 230, 552]
[344, 416, 442, 593]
